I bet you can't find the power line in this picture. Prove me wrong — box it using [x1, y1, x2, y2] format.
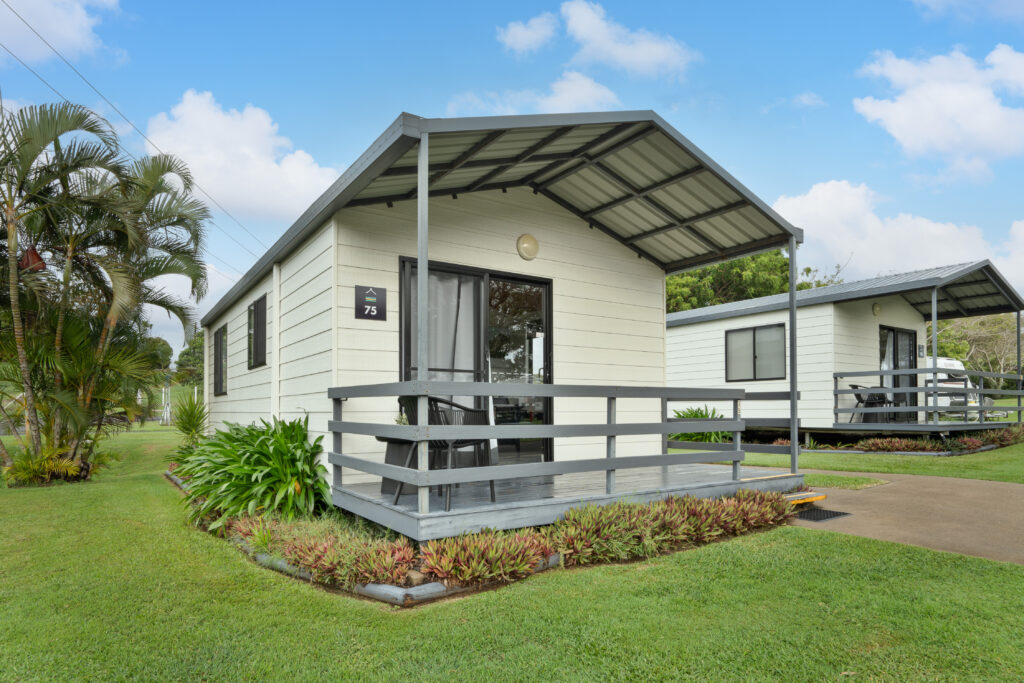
[0, 37, 260, 268]
[0, 0, 270, 253]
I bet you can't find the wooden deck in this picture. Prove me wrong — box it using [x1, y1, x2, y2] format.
[332, 462, 803, 540]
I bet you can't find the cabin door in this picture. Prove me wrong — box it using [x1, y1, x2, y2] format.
[402, 260, 552, 462]
[879, 326, 917, 423]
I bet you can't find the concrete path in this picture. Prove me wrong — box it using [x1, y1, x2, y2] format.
[784, 468, 1024, 565]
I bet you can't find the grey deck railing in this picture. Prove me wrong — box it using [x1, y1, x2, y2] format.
[834, 368, 1024, 427]
[328, 381, 758, 514]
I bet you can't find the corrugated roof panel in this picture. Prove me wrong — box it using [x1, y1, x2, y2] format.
[668, 261, 1023, 327]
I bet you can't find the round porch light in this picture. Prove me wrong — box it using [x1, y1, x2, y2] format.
[872, 302, 882, 316]
[516, 233, 539, 261]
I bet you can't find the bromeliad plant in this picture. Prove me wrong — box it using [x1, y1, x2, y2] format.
[175, 416, 328, 530]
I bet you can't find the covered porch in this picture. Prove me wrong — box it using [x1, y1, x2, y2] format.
[326, 111, 804, 539]
[833, 262, 1024, 432]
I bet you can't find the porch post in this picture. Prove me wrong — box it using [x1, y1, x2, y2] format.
[1017, 311, 1021, 424]
[416, 133, 430, 515]
[931, 287, 939, 426]
[788, 236, 798, 474]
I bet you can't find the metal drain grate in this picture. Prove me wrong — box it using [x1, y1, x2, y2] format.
[797, 507, 850, 522]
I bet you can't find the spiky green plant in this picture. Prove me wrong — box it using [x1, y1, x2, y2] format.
[669, 405, 731, 443]
[174, 416, 328, 530]
[171, 391, 208, 458]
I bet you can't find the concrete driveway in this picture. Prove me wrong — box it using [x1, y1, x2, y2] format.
[787, 468, 1024, 565]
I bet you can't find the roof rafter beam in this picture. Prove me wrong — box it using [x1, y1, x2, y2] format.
[662, 234, 789, 274]
[937, 286, 969, 316]
[530, 185, 665, 270]
[936, 305, 1019, 320]
[624, 200, 750, 245]
[465, 126, 574, 192]
[381, 150, 580, 177]
[405, 130, 506, 199]
[534, 125, 658, 191]
[981, 265, 1021, 309]
[588, 161, 724, 252]
[520, 122, 639, 188]
[582, 166, 706, 218]
[345, 181, 526, 208]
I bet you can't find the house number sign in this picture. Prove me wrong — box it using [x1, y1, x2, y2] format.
[355, 286, 386, 321]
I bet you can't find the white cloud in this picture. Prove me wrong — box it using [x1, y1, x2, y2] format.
[773, 179, 1024, 288]
[761, 91, 827, 113]
[146, 90, 339, 223]
[560, 0, 699, 78]
[854, 44, 1024, 177]
[447, 70, 619, 116]
[497, 12, 558, 55]
[0, 0, 119, 65]
[912, 0, 1024, 22]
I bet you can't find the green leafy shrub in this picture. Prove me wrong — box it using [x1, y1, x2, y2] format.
[419, 530, 546, 586]
[977, 426, 1024, 448]
[171, 392, 208, 459]
[2, 446, 80, 487]
[175, 416, 328, 530]
[669, 405, 731, 443]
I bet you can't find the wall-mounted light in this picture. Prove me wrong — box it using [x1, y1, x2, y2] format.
[872, 302, 882, 316]
[516, 233, 539, 261]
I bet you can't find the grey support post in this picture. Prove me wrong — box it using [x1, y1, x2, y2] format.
[788, 236, 799, 474]
[1018, 311, 1021, 424]
[732, 398, 741, 481]
[416, 133, 430, 514]
[932, 287, 939, 426]
[606, 396, 616, 494]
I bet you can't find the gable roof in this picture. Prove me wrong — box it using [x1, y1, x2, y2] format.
[201, 111, 803, 327]
[666, 261, 1024, 327]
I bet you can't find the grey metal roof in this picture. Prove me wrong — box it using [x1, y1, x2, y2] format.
[201, 111, 803, 327]
[666, 261, 1024, 327]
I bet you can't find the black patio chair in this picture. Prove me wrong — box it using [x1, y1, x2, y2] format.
[849, 384, 890, 423]
[391, 396, 495, 511]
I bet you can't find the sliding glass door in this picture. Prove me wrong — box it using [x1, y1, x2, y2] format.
[401, 260, 552, 462]
[880, 326, 917, 423]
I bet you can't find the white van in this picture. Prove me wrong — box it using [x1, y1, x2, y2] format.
[922, 357, 981, 416]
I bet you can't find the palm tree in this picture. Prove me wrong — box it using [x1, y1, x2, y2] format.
[0, 102, 122, 454]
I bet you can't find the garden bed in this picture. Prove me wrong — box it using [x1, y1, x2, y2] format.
[164, 470, 795, 608]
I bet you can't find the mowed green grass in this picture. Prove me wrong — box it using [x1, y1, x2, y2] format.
[740, 444, 1024, 484]
[2, 426, 1024, 680]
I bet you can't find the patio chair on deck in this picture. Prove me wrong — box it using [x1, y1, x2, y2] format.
[848, 384, 890, 423]
[390, 396, 495, 511]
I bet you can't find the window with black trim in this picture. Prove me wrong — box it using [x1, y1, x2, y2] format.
[247, 295, 267, 369]
[725, 323, 786, 381]
[214, 325, 228, 395]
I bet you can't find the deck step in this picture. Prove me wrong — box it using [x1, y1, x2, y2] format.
[785, 491, 827, 506]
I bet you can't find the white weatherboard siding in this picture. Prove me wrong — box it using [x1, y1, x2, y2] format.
[334, 188, 666, 483]
[205, 274, 274, 429]
[276, 221, 335, 445]
[666, 304, 832, 428]
[832, 296, 927, 424]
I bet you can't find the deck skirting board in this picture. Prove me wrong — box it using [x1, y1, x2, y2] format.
[332, 473, 803, 541]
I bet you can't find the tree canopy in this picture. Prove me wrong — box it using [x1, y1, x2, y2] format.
[666, 249, 842, 313]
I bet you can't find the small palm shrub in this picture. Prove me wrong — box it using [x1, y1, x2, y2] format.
[2, 446, 80, 487]
[669, 405, 731, 443]
[419, 530, 546, 586]
[175, 416, 328, 530]
[171, 392, 208, 459]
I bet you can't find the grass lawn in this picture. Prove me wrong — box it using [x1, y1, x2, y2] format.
[801, 473, 888, 490]
[739, 444, 1024, 484]
[3, 426, 1024, 680]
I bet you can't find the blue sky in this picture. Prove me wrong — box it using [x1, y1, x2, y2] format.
[3, 0, 1024, 350]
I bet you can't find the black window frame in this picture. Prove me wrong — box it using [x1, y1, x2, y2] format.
[247, 295, 267, 369]
[213, 324, 228, 396]
[724, 323, 786, 382]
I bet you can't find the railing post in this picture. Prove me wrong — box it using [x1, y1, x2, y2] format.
[416, 132, 431, 516]
[732, 398, 741, 481]
[833, 375, 839, 425]
[660, 396, 668, 455]
[606, 396, 616, 494]
[332, 397, 342, 489]
[931, 287, 939, 426]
